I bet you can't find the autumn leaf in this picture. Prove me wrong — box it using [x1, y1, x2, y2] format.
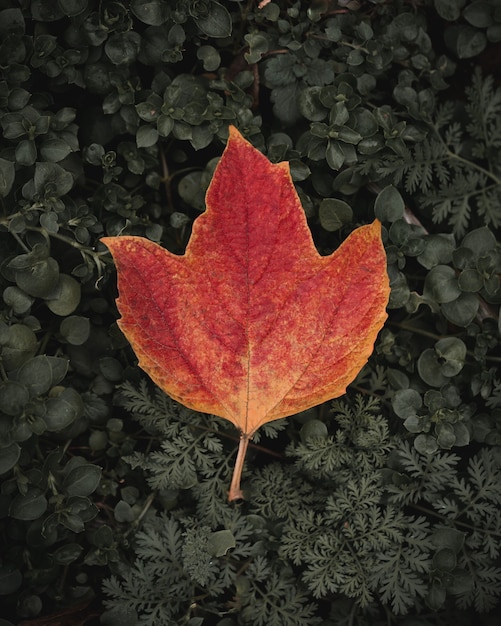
[102, 126, 390, 500]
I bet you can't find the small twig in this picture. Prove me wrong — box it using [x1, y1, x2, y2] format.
[228, 432, 251, 501]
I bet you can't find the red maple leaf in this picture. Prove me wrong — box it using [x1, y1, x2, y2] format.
[103, 126, 390, 500]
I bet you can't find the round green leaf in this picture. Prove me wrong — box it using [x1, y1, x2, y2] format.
[446, 24, 487, 58]
[0, 323, 38, 370]
[374, 185, 404, 223]
[463, 1, 493, 28]
[9, 489, 48, 520]
[0, 7, 25, 34]
[417, 349, 449, 387]
[89, 430, 108, 452]
[44, 387, 84, 431]
[53, 542, 84, 564]
[39, 138, 72, 162]
[91, 524, 114, 548]
[404, 415, 424, 434]
[170, 212, 190, 228]
[458, 268, 483, 292]
[260, 2, 279, 20]
[167, 23, 185, 46]
[388, 220, 412, 246]
[358, 136, 384, 155]
[423, 265, 461, 304]
[432, 527, 465, 552]
[0, 157, 15, 197]
[114, 500, 136, 523]
[16, 139, 37, 166]
[39, 211, 59, 234]
[388, 268, 410, 308]
[436, 422, 456, 448]
[434, 0, 465, 21]
[0, 443, 21, 474]
[414, 433, 438, 455]
[347, 48, 364, 66]
[14, 257, 60, 298]
[337, 127, 362, 145]
[0, 381, 29, 416]
[63, 464, 102, 497]
[157, 114, 174, 137]
[17, 355, 69, 396]
[441, 292, 479, 327]
[300, 419, 328, 442]
[289, 159, 311, 182]
[58, 0, 88, 16]
[453, 422, 470, 446]
[434, 337, 466, 376]
[244, 32, 269, 64]
[45, 274, 81, 316]
[319, 198, 353, 232]
[392, 388, 422, 419]
[191, 125, 214, 150]
[194, 1, 232, 38]
[326, 140, 345, 170]
[60, 315, 90, 345]
[197, 45, 221, 71]
[178, 171, 206, 210]
[207, 529, 236, 557]
[352, 108, 378, 138]
[418, 234, 455, 269]
[33, 161, 73, 196]
[105, 32, 141, 65]
[99, 356, 124, 382]
[84, 142, 105, 165]
[433, 547, 457, 571]
[298, 86, 328, 122]
[131, 0, 169, 25]
[136, 124, 158, 148]
[461, 226, 497, 257]
[60, 512, 85, 533]
[3, 286, 34, 315]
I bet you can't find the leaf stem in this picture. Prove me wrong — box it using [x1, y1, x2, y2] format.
[228, 432, 250, 501]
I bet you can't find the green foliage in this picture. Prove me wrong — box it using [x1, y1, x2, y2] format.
[0, 0, 500, 624]
[377, 69, 501, 236]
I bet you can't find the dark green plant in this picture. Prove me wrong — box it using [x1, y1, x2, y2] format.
[0, 1, 500, 625]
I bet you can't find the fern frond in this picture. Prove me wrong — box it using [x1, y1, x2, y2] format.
[477, 186, 501, 230]
[250, 463, 316, 523]
[387, 440, 459, 505]
[465, 69, 501, 153]
[434, 101, 455, 129]
[279, 509, 325, 566]
[457, 557, 501, 613]
[485, 379, 501, 408]
[240, 566, 322, 626]
[369, 514, 432, 614]
[126, 426, 223, 491]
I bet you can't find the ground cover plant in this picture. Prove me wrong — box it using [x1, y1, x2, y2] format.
[0, 1, 500, 625]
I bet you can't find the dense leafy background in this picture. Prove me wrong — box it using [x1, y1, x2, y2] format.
[0, 1, 500, 625]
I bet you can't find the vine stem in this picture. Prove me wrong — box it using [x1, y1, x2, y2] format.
[228, 432, 251, 501]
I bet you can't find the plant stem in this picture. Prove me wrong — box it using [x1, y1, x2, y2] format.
[228, 432, 250, 501]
